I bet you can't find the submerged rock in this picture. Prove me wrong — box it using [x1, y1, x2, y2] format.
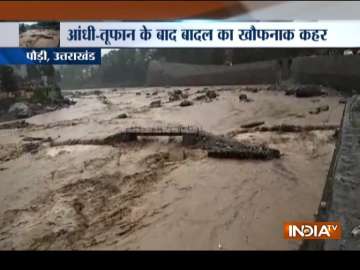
[117, 113, 128, 119]
[0, 120, 30, 130]
[179, 100, 194, 107]
[241, 121, 265, 129]
[295, 85, 325, 98]
[168, 90, 181, 102]
[169, 95, 180, 102]
[8, 102, 31, 118]
[206, 90, 218, 99]
[150, 100, 161, 108]
[309, 105, 330, 114]
[194, 94, 207, 101]
[339, 98, 347, 104]
[284, 89, 295, 96]
[173, 89, 183, 96]
[239, 94, 252, 103]
[62, 97, 76, 106]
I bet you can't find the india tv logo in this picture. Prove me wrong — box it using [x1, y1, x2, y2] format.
[284, 221, 341, 240]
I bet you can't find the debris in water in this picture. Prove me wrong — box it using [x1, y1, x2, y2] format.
[339, 98, 347, 104]
[150, 100, 161, 108]
[22, 136, 52, 143]
[285, 89, 295, 96]
[239, 94, 253, 103]
[179, 100, 194, 107]
[241, 121, 265, 129]
[116, 113, 128, 119]
[0, 120, 30, 130]
[98, 95, 111, 105]
[351, 225, 360, 238]
[206, 90, 218, 99]
[295, 85, 325, 98]
[320, 201, 327, 209]
[309, 105, 330, 114]
[227, 124, 338, 137]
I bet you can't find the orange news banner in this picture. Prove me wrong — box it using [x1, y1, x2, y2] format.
[0, 1, 248, 20]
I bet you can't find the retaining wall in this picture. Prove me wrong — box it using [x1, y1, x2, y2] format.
[291, 55, 360, 93]
[146, 60, 279, 86]
[301, 96, 360, 250]
[146, 56, 360, 93]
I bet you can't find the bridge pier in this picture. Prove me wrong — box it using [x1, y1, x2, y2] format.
[120, 133, 137, 142]
[182, 134, 200, 145]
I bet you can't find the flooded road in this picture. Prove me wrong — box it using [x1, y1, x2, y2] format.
[0, 85, 345, 250]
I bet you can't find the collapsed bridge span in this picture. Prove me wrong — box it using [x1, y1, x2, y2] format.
[50, 125, 280, 161]
[103, 126, 205, 145]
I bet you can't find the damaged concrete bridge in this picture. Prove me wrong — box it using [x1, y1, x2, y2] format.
[50, 124, 280, 161]
[104, 125, 280, 160]
[103, 125, 205, 145]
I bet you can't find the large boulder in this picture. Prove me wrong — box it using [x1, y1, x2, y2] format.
[150, 100, 162, 108]
[206, 90, 218, 99]
[194, 94, 206, 101]
[8, 102, 32, 118]
[239, 94, 253, 102]
[168, 89, 183, 102]
[173, 89, 183, 96]
[117, 113, 128, 119]
[169, 94, 181, 102]
[295, 85, 325, 98]
[179, 100, 194, 107]
[62, 97, 76, 106]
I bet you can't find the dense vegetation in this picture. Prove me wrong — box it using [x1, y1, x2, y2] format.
[0, 66, 19, 92]
[0, 65, 62, 104]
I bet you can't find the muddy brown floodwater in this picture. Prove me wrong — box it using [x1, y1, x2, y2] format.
[19, 29, 60, 48]
[0, 85, 345, 250]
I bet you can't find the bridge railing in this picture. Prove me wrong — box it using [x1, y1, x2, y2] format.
[123, 125, 202, 135]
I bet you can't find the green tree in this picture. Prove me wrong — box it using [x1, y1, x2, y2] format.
[26, 66, 41, 80]
[0, 66, 18, 92]
[19, 23, 26, 33]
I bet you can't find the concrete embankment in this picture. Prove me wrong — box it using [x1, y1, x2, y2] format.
[302, 96, 360, 250]
[146, 60, 279, 86]
[291, 56, 360, 93]
[146, 55, 360, 93]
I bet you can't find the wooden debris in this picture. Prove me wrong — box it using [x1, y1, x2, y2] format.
[309, 105, 330, 114]
[241, 121, 265, 129]
[227, 124, 339, 137]
[0, 120, 30, 130]
[255, 124, 338, 133]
